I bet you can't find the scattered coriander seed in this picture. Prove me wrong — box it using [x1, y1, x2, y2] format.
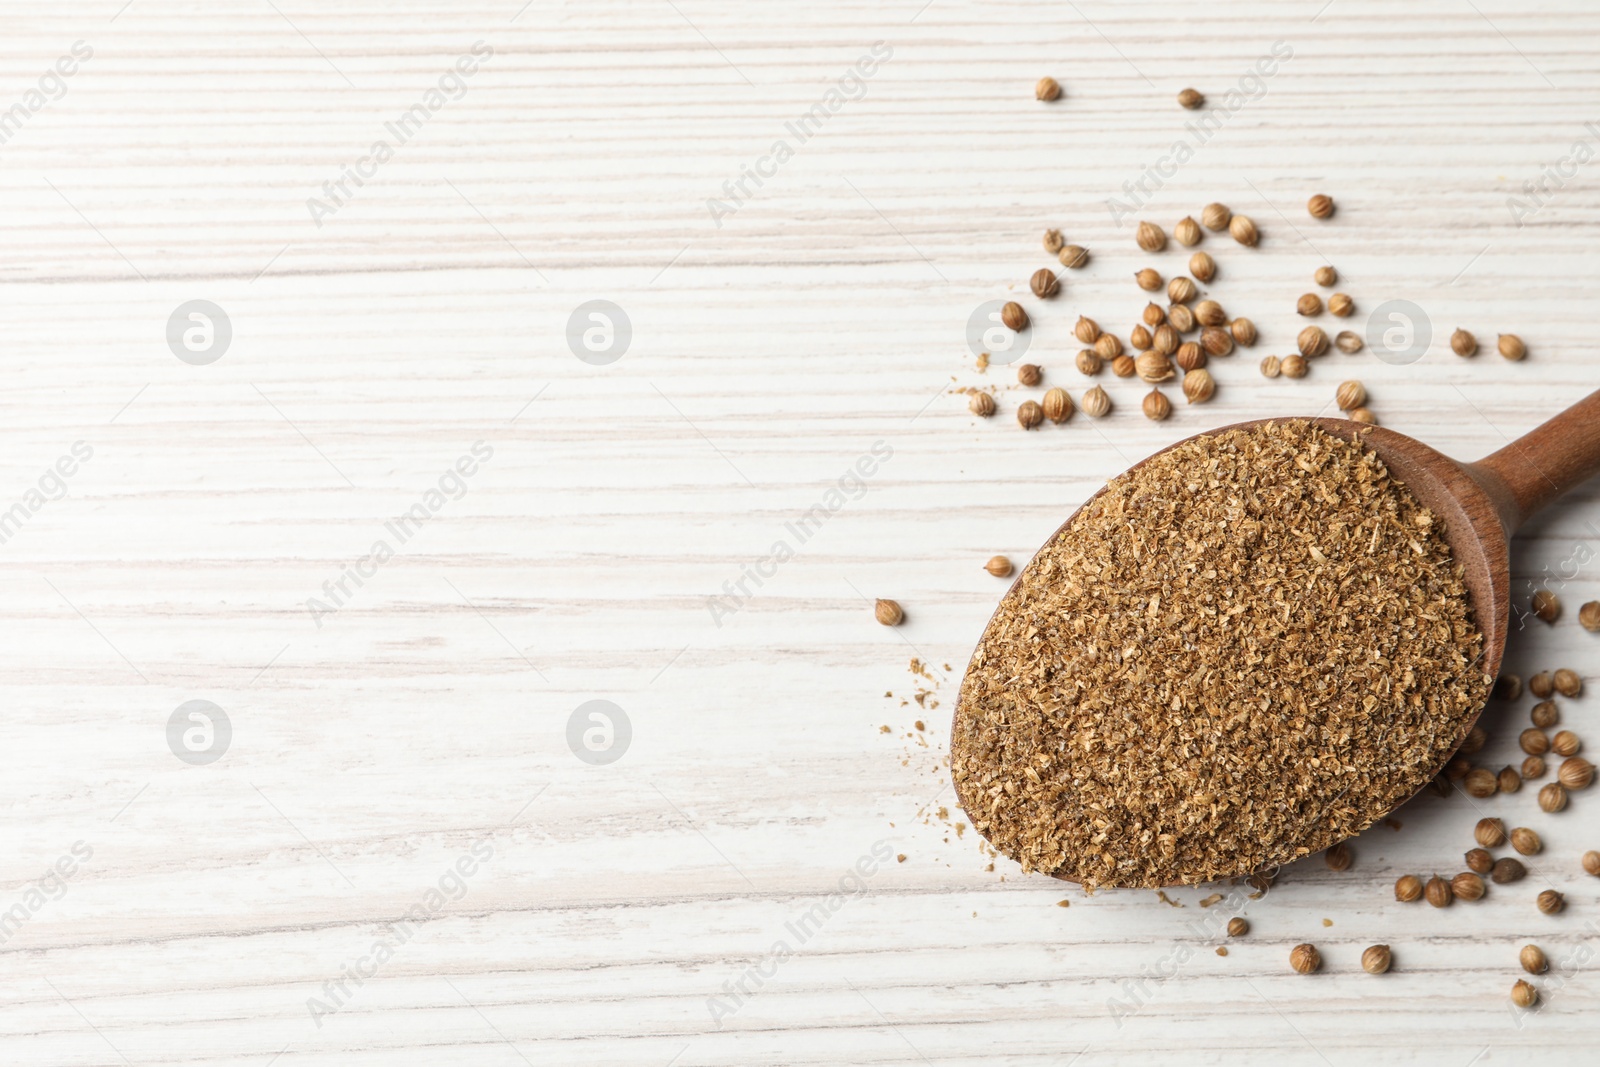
[1182, 368, 1216, 404]
[1307, 194, 1335, 219]
[1325, 841, 1353, 871]
[1328, 293, 1354, 318]
[1001, 301, 1028, 331]
[1017, 400, 1044, 430]
[1314, 265, 1337, 287]
[1042, 387, 1074, 424]
[1511, 827, 1542, 856]
[1521, 728, 1550, 756]
[1336, 380, 1366, 411]
[1498, 333, 1527, 361]
[1168, 276, 1198, 304]
[969, 392, 996, 418]
[1452, 871, 1486, 901]
[1554, 668, 1582, 697]
[1537, 889, 1565, 915]
[1188, 251, 1216, 283]
[1538, 782, 1569, 813]
[1499, 766, 1523, 794]
[1464, 768, 1499, 798]
[1492, 857, 1527, 884]
[1583, 850, 1600, 876]
[985, 555, 1014, 577]
[1043, 229, 1065, 255]
[1153, 324, 1179, 355]
[1135, 268, 1163, 292]
[1395, 874, 1424, 902]
[1348, 408, 1377, 425]
[1521, 944, 1548, 974]
[1076, 349, 1104, 376]
[1451, 328, 1478, 357]
[1496, 673, 1524, 701]
[1230, 318, 1257, 346]
[1201, 202, 1231, 231]
[1168, 303, 1196, 332]
[1362, 945, 1392, 974]
[1224, 917, 1248, 937]
[1130, 324, 1154, 351]
[875, 599, 903, 626]
[1260, 355, 1282, 379]
[1552, 730, 1580, 757]
[1461, 725, 1487, 755]
[1017, 363, 1042, 387]
[1280, 354, 1308, 379]
[1137, 221, 1167, 253]
[1523, 755, 1547, 779]
[1289, 944, 1321, 974]
[1530, 672, 1554, 699]
[1177, 88, 1205, 110]
[1297, 293, 1323, 317]
[1030, 268, 1060, 299]
[1081, 385, 1111, 417]
[1059, 244, 1090, 269]
[1446, 756, 1472, 780]
[1476, 819, 1507, 848]
[1335, 330, 1363, 354]
[1111, 354, 1136, 378]
[1511, 980, 1539, 1008]
[1194, 299, 1226, 327]
[1142, 388, 1171, 421]
[1532, 700, 1559, 728]
[1176, 342, 1206, 371]
[1074, 316, 1101, 344]
[1466, 848, 1494, 874]
[1560, 756, 1594, 790]
[1094, 334, 1124, 360]
[1143, 302, 1167, 327]
[1298, 325, 1330, 358]
[1174, 216, 1203, 247]
[1229, 214, 1259, 246]
[1425, 875, 1453, 907]
[1532, 589, 1561, 623]
[1035, 77, 1062, 102]
[1581, 600, 1600, 632]
[1201, 327, 1234, 358]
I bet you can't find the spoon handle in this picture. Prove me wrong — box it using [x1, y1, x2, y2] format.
[1469, 388, 1600, 534]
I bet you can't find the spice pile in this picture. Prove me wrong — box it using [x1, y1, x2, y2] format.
[949, 420, 1494, 888]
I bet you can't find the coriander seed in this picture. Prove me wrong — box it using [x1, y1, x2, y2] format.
[1201, 202, 1231, 231]
[1336, 380, 1366, 411]
[1075, 316, 1101, 344]
[1307, 193, 1335, 219]
[1111, 354, 1136, 378]
[1314, 265, 1337, 287]
[1042, 387, 1074, 424]
[1182, 368, 1216, 404]
[1522, 729, 1550, 755]
[875, 599, 903, 626]
[1153, 324, 1179, 355]
[1174, 215, 1203, 246]
[1395, 874, 1423, 902]
[1188, 251, 1216, 283]
[1017, 363, 1042, 387]
[1559, 756, 1593, 790]
[1035, 77, 1062, 101]
[1177, 88, 1205, 110]
[1297, 293, 1323, 317]
[1451, 328, 1477, 357]
[1580, 600, 1600, 631]
[1325, 841, 1353, 871]
[1498, 333, 1527, 361]
[1260, 355, 1282, 379]
[1537, 889, 1565, 915]
[1230, 318, 1257, 346]
[1229, 214, 1259, 246]
[1143, 302, 1166, 327]
[1290, 943, 1321, 974]
[1349, 408, 1377, 425]
[1461, 725, 1487, 755]
[1532, 589, 1560, 623]
[1094, 334, 1123, 360]
[1228, 917, 1249, 937]
[1030, 268, 1060, 299]
[1195, 299, 1226, 327]
[1476, 818, 1507, 848]
[1081, 386, 1111, 417]
[1298, 325, 1330, 358]
[1464, 767, 1499, 798]
[969, 392, 996, 418]
[1059, 244, 1090, 269]
[1425, 875, 1453, 907]
[1043, 229, 1065, 255]
[1553, 668, 1582, 697]
[1335, 330, 1363, 354]
[1168, 276, 1198, 304]
[1280, 354, 1308, 379]
[1492, 857, 1527, 884]
[1530, 672, 1554, 698]
[1583, 850, 1600, 876]
[985, 555, 1014, 577]
[1496, 673, 1524, 701]
[1521, 944, 1548, 975]
[1511, 980, 1539, 1008]
[1523, 755, 1547, 779]
[1201, 327, 1234, 358]
[1001, 301, 1028, 331]
[1552, 730, 1580, 757]
[1499, 766, 1523, 794]
[1137, 221, 1167, 252]
[1452, 871, 1486, 901]
[1017, 400, 1043, 430]
[1135, 268, 1163, 293]
[1176, 342, 1206, 371]
[1142, 389, 1171, 421]
[1538, 782, 1568, 813]
[1532, 700, 1559, 728]
[1328, 293, 1354, 318]
[1130, 325, 1153, 351]
[1362, 945, 1392, 974]
[1168, 303, 1196, 332]
[1466, 847, 1494, 874]
[1510, 827, 1542, 856]
[1076, 349, 1103, 376]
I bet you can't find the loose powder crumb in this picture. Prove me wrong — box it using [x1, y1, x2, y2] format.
[951, 420, 1491, 888]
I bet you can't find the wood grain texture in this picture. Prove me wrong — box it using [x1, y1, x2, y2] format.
[1, 1, 1598, 1064]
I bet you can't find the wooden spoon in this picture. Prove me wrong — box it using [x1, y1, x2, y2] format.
[959, 389, 1600, 885]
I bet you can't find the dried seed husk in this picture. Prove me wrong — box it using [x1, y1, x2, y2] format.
[1043, 229, 1065, 255]
[1335, 330, 1363, 354]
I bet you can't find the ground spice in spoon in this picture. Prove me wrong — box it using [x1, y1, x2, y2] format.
[951, 420, 1492, 888]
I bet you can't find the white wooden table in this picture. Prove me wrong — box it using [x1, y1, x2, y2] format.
[2, 2, 1597, 1063]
